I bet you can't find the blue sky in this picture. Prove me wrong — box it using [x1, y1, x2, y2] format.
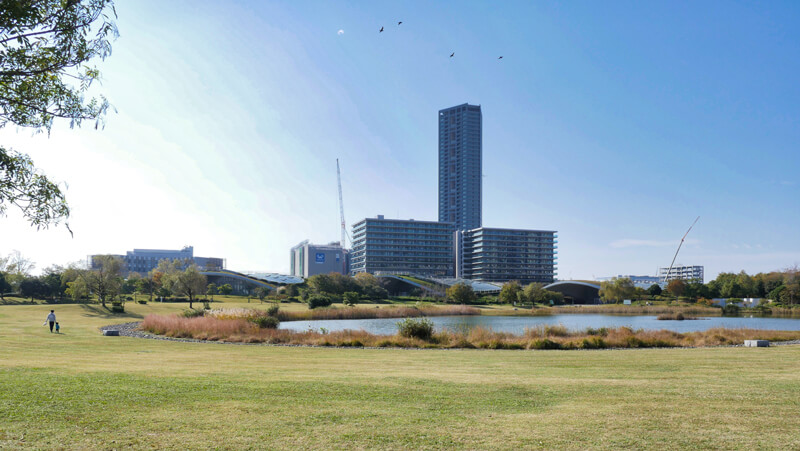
[1, 0, 798, 280]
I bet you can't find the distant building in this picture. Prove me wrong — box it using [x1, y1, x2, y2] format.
[456, 227, 558, 284]
[289, 241, 348, 278]
[597, 275, 661, 289]
[658, 265, 704, 283]
[350, 216, 455, 276]
[90, 246, 224, 276]
[439, 103, 482, 231]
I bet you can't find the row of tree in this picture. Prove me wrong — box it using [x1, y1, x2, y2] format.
[0, 251, 223, 309]
[598, 267, 800, 305]
[304, 272, 389, 301]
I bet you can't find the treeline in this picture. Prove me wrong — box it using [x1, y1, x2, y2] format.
[600, 267, 800, 306]
[0, 252, 235, 309]
[296, 273, 390, 308]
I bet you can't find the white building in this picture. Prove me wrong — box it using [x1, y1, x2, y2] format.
[658, 265, 704, 283]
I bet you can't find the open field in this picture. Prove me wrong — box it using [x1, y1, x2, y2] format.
[2, 302, 800, 449]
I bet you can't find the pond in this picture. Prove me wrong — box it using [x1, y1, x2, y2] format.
[279, 314, 800, 335]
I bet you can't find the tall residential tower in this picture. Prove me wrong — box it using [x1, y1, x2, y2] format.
[438, 103, 482, 231]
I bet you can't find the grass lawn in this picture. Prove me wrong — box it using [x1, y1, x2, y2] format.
[1, 302, 799, 449]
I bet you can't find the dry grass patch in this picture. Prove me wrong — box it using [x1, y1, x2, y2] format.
[140, 314, 800, 350]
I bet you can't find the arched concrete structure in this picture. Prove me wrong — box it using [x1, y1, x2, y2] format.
[544, 281, 601, 304]
[201, 270, 276, 295]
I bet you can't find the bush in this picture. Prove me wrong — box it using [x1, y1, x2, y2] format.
[181, 309, 205, 318]
[250, 315, 279, 329]
[343, 291, 360, 306]
[722, 303, 741, 316]
[266, 304, 279, 316]
[137, 300, 147, 305]
[307, 294, 332, 309]
[529, 338, 561, 350]
[203, 301, 211, 310]
[397, 317, 434, 340]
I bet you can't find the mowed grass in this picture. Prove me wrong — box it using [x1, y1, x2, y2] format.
[1, 303, 800, 449]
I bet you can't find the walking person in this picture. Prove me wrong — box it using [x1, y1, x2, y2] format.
[43, 310, 56, 333]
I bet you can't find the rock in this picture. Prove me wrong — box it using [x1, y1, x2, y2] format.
[102, 329, 120, 336]
[744, 340, 769, 347]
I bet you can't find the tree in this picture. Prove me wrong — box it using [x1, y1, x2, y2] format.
[599, 278, 635, 303]
[0, 250, 35, 290]
[647, 284, 662, 296]
[85, 254, 123, 307]
[498, 281, 521, 304]
[343, 291, 360, 306]
[666, 279, 686, 298]
[0, 272, 11, 299]
[160, 260, 206, 308]
[1, 0, 117, 230]
[218, 283, 233, 296]
[206, 283, 217, 301]
[19, 276, 48, 300]
[521, 282, 564, 304]
[254, 286, 269, 303]
[446, 282, 476, 304]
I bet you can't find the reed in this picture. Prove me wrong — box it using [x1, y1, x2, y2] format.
[276, 305, 480, 321]
[140, 314, 800, 349]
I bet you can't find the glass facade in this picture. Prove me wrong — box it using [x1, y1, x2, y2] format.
[439, 103, 482, 231]
[350, 217, 455, 276]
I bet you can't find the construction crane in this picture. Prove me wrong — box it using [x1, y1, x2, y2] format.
[336, 159, 348, 248]
[664, 216, 700, 283]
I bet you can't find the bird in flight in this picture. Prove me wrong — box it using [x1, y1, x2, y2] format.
[379, 26, 384, 32]
[498, 56, 503, 59]
[398, 21, 402, 25]
[450, 52, 455, 58]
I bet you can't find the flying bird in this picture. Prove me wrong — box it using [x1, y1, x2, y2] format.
[379, 26, 384, 32]
[498, 56, 503, 59]
[398, 21, 402, 25]
[450, 52, 455, 58]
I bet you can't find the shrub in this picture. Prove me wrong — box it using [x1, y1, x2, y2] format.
[137, 300, 147, 305]
[529, 338, 561, 350]
[250, 316, 280, 329]
[397, 317, 434, 340]
[343, 291, 360, 306]
[266, 304, 279, 316]
[722, 303, 741, 316]
[203, 301, 211, 310]
[181, 309, 205, 318]
[307, 294, 332, 309]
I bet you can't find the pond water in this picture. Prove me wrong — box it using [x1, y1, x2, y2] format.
[279, 314, 800, 335]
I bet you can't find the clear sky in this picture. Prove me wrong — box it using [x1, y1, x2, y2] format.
[1, 0, 799, 280]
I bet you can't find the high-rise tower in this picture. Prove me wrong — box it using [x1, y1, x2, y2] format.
[438, 103, 482, 230]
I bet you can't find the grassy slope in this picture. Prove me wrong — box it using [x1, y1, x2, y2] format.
[1, 302, 799, 450]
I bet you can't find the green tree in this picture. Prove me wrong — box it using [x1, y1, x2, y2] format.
[160, 261, 206, 309]
[647, 284, 662, 296]
[343, 291, 360, 306]
[206, 283, 217, 301]
[599, 278, 635, 303]
[498, 281, 521, 304]
[218, 283, 233, 296]
[86, 255, 123, 307]
[1, 0, 118, 230]
[666, 279, 686, 298]
[446, 282, 476, 304]
[0, 272, 11, 299]
[254, 286, 270, 303]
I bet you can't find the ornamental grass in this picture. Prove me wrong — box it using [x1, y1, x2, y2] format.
[140, 314, 800, 349]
